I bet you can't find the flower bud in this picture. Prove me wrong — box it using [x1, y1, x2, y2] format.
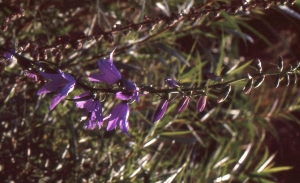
[197, 95, 207, 112]
[165, 78, 180, 88]
[243, 78, 253, 94]
[176, 96, 190, 113]
[153, 99, 169, 122]
[217, 85, 231, 103]
[253, 76, 265, 88]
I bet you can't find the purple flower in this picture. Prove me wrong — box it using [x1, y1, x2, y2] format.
[153, 99, 169, 122]
[197, 95, 207, 112]
[37, 70, 75, 110]
[107, 102, 130, 136]
[74, 92, 104, 130]
[165, 78, 180, 88]
[176, 96, 190, 113]
[116, 80, 140, 102]
[89, 49, 122, 84]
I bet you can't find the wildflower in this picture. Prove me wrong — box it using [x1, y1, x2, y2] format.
[74, 92, 104, 130]
[107, 101, 130, 136]
[197, 95, 207, 112]
[176, 96, 190, 113]
[153, 99, 169, 122]
[165, 78, 180, 88]
[37, 70, 75, 110]
[89, 49, 122, 84]
[116, 79, 140, 102]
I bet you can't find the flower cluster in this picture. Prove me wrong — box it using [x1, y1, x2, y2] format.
[37, 49, 138, 136]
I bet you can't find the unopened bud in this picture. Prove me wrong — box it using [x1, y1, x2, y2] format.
[217, 85, 231, 103]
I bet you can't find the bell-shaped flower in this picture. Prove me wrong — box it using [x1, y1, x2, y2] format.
[89, 49, 122, 84]
[165, 78, 180, 88]
[197, 95, 207, 112]
[153, 99, 169, 122]
[37, 70, 75, 110]
[74, 92, 104, 130]
[107, 101, 130, 136]
[116, 80, 140, 102]
[176, 96, 190, 113]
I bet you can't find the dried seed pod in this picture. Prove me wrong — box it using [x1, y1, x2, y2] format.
[284, 73, 290, 86]
[294, 73, 298, 84]
[274, 75, 281, 88]
[254, 75, 265, 88]
[254, 58, 262, 73]
[278, 56, 283, 71]
[217, 85, 231, 103]
[243, 78, 253, 94]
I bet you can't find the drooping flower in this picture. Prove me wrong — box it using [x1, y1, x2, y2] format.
[89, 49, 122, 84]
[37, 70, 75, 110]
[116, 79, 140, 102]
[74, 92, 104, 130]
[153, 99, 169, 122]
[107, 101, 130, 136]
[197, 95, 207, 112]
[176, 96, 190, 113]
[165, 78, 180, 88]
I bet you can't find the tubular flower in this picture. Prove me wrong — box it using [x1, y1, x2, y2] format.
[107, 102, 130, 136]
[153, 99, 169, 122]
[176, 96, 190, 113]
[88, 49, 122, 84]
[37, 70, 75, 110]
[74, 92, 104, 130]
[197, 95, 207, 112]
[116, 80, 140, 102]
[165, 78, 180, 88]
